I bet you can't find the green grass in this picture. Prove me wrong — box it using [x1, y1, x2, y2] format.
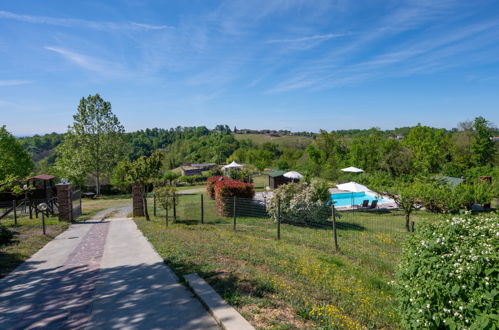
[0, 197, 130, 278]
[137, 193, 440, 329]
[234, 133, 312, 149]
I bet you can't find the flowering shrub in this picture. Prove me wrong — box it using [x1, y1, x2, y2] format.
[206, 176, 228, 199]
[214, 179, 255, 216]
[267, 182, 330, 224]
[396, 213, 498, 329]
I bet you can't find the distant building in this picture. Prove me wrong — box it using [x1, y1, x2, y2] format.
[267, 170, 293, 189]
[190, 163, 217, 171]
[492, 136, 499, 142]
[180, 166, 203, 176]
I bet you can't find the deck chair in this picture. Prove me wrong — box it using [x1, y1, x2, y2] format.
[360, 200, 369, 208]
[369, 200, 378, 209]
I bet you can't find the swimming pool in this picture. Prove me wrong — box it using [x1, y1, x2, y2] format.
[331, 192, 391, 207]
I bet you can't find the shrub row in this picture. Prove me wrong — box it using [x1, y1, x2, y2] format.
[213, 179, 255, 217]
[206, 176, 228, 199]
[396, 213, 498, 329]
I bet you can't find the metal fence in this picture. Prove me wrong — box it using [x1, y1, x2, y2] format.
[149, 193, 414, 258]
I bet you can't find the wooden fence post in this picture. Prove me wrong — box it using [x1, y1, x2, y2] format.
[233, 196, 237, 231]
[153, 194, 156, 216]
[173, 194, 177, 222]
[13, 200, 17, 225]
[277, 198, 281, 240]
[410, 221, 415, 232]
[201, 194, 204, 224]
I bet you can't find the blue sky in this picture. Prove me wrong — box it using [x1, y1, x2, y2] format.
[1, 0, 498, 135]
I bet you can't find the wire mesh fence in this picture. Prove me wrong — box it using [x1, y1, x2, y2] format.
[148, 192, 414, 263]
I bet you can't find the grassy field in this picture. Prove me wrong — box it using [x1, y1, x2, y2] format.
[137, 193, 439, 329]
[234, 133, 312, 149]
[0, 197, 130, 278]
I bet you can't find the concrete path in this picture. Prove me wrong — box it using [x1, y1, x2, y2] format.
[0, 207, 219, 330]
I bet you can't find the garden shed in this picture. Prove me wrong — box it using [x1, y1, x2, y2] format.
[180, 166, 203, 176]
[267, 170, 292, 189]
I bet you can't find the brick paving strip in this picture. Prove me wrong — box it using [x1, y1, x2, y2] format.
[0, 208, 219, 330]
[6, 221, 110, 329]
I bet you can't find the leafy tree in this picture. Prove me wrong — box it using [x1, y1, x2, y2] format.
[110, 161, 132, 194]
[349, 128, 384, 172]
[373, 180, 420, 232]
[0, 126, 33, 182]
[162, 171, 180, 186]
[402, 125, 450, 173]
[56, 94, 125, 194]
[154, 185, 178, 225]
[124, 151, 163, 220]
[471, 116, 496, 166]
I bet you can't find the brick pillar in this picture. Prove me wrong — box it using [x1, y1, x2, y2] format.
[56, 183, 73, 222]
[132, 183, 144, 217]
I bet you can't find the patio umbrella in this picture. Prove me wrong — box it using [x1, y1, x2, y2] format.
[283, 171, 304, 180]
[222, 161, 243, 170]
[341, 166, 364, 173]
[336, 181, 371, 193]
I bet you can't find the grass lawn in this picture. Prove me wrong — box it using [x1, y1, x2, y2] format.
[136, 193, 440, 329]
[0, 196, 130, 279]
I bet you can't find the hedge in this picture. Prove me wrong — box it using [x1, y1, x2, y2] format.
[396, 214, 498, 329]
[206, 176, 228, 199]
[214, 179, 255, 216]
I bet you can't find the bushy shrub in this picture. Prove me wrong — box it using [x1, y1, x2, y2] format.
[206, 176, 228, 199]
[0, 224, 14, 245]
[267, 182, 330, 224]
[396, 214, 498, 329]
[214, 179, 255, 216]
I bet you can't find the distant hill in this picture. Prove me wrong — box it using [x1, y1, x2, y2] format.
[234, 133, 313, 149]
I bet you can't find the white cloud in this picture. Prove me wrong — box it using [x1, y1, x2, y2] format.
[0, 10, 173, 31]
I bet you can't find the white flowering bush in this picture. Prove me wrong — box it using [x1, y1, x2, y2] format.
[396, 213, 498, 329]
[267, 182, 330, 224]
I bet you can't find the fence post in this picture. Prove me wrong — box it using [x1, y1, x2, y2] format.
[12, 200, 17, 225]
[153, 194, 157, 216]
[173, 194, 177, 222]
[29, 203, 33, 219]
[233, 196, 237, 231]
[200, 194, 204, 224]
[410, 221, 415, 232]
[277, 198, 281, 240]
[42, 211, 46, 235]
[332, 203, 339, 251]
[165, 208, 169, 227]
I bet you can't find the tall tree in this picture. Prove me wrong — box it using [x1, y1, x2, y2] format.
[124, 151, 163, 221]
[56, 94, 125, 194]
[402, 125, 450, 173]
[0, 126, 33, 182]
[471, 116, 495, 166]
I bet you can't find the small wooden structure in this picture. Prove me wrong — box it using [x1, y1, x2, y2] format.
[267, 170, 292, 189]
[27, 174, 57, 200]
[191, 163, 217, 171]
[181, 166, 203, 176]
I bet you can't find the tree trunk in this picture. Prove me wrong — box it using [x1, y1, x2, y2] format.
[405, 213, 410, 232]
[95, 171, 101, 196]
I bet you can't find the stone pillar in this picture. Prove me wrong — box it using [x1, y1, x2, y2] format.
[132, 183, 144, 217]
[57, 183, 73, 222]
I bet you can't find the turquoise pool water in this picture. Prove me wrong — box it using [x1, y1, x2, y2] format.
[331, 192, 390, 207]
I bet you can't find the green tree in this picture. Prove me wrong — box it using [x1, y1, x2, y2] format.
[162, 171, 180, 186]
[402, 125, 450, 173]
[56, 94, 125, 195]
[0, 126, 33, 182]
[154, 185, 178, 225]
[471, 116, 495, 166]
[349, 128, 384, 172]
[124, 151, 163, 221]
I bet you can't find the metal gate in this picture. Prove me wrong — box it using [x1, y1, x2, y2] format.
[71, 190, 82, 221]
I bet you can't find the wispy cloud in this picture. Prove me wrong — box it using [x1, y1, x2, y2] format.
[266, 33, 348, 44]
[44, 46, 124, 76]
[0, 80, 32, 86]
[0, 10, 173, 31]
